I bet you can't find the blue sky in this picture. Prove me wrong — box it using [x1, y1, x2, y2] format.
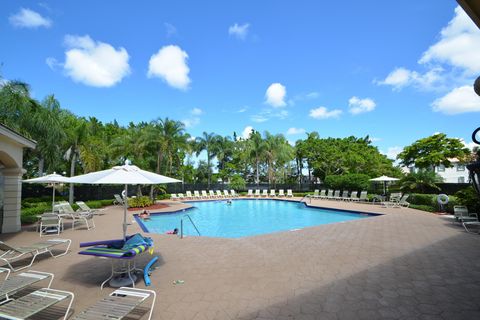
[2, 1, 480, 160]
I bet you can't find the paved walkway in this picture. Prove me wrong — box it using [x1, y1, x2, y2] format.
[1, 198, 479, 319]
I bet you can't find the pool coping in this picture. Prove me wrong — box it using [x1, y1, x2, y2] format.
[134, 198, 382, 235]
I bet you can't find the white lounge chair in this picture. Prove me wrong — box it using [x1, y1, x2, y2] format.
[178, 193, 185, 200]
[278, 189, 285, 197]
[0, 267, 54, 303]
[170, 193, 178, 201]
[397, 194, 410, 207]
[230, 190, 238, 197]
[113, 194, 124, 205]
[194, 190, 201, 199]
[454, 206, 478, 223]
[341, 190, 349, 201]
[349, 191, 359, 202]
[39, 213, 63, 237]
[58, 203, 95, 230]
[326, 190, 334, 200]
[462, 221, 480, 234]
[209, 190, 216, 198]
[186, 191, 193, 199]
[358, 191, 368, 202]
[201, 190, 209, 198]
[254, 190, 261, 197]
[270, 189, 276, 197]
[0, 287, 74, 320]
[72, 287, 156, 320]
[332, 190, 341, 200]
[0, 239, 71, 272]
[216, 190, 224, 198]
[223, 190, 230, 198]
[247, 190, 253, 197]
[262, 189, 268, 197]
[312, 189, 319, 198]
[318, 189, 327, 199]
[286, 189, 293, 197]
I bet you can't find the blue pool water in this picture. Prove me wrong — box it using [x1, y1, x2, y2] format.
[139, 199, 373, 238]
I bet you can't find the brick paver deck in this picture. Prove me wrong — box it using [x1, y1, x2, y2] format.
[2, 198, 479, 319]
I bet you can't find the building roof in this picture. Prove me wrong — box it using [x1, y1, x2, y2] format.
[457, 0, 480, 29]
[0, 123, 36, 149]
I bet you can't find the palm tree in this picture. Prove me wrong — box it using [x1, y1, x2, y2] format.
[400, 169, 443, 193]
[195, 132, 219, 188]
[248, 130, 266, 185]
[32, 95, 66, 175]
[264, 132, 294, 186]
[62, 113, 88, 204]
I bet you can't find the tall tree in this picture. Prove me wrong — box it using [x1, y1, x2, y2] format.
[195, 132, 219, 187]
[248, 130, 266, 185]
[397, 133, 471, 170]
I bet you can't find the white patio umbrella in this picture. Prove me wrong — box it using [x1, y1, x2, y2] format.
[369, 175, 400, 195]
[23, 173, 71, 212]
[68, 161, 181, 239]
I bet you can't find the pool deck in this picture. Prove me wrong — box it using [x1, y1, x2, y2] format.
[2, 197, 480, 319]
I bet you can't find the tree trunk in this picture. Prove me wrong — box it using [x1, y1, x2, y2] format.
[38, 158, 45, 176]
[69, 152, 76, 205]
[207, 154, 211, 188]
[256, 159, 260, 186]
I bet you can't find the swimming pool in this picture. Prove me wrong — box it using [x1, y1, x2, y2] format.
[138, 199, 375, 238]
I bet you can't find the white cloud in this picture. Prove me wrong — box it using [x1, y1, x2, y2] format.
[147, 45, 191, 90]
[237, 106, 248, 113]
[286, 127, 306, 135]
[182, 117, 200, 128]
[420, 6, 480, 75]
[383, 146, 403, 160]
[191, 107, 203, 115]
[228, 23, 250, 40]
[45, 57, 61, 70]
[251, 115, 268, 123]
[265, 83, 287, 107]
[242, 126, 254, 139]
[431, 85, 480, 114]
[182, 108, 203, 128]
[305, 92, 319, 99]
[348, 96, 376, 115]
[309, 106, 342, 119]
[376, 67, 443, 91]
[9, 8, 51, 28]
[369, 137, 382, 142]
[164, 23, 177, 37]
[62, 35, 130, 87]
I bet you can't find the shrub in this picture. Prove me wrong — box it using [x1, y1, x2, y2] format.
[156, 194, 170, 200]
[128, 196, 153, 208]
[410, 204, 436, 212]
[455, 186, 480, 213]
[324, 174, 370, 191]
[230, 175, 246, 191]
[21, 205, 50, 224]
[409, 194, 435, 206]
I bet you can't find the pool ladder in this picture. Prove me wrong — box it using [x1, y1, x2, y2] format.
[180, 214, 201, 238]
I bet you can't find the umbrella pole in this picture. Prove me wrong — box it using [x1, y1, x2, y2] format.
[52, 184, 55, 212]
[123, 184, 128, 241]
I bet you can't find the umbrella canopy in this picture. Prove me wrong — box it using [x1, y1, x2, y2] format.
[23, 173, 71, 211]
[369, 176, 400, 195]
[68, 162, 181, 239]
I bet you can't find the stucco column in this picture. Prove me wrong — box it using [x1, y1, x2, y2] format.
[1, 168, 24, 233]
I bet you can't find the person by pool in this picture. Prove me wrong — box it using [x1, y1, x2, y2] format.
[139, 210, 150, 220]
[166, 228, 178, 235]
[226, 199, 232, 205]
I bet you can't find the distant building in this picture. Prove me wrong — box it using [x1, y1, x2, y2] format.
[0, 124, 36, 233]
[403, 158, 470, 183]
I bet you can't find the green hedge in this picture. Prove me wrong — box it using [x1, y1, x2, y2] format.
[324, 174, 371, 191]
[408, 193, 458, 213]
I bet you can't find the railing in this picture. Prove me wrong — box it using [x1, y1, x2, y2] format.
[180, 214, 201, 238]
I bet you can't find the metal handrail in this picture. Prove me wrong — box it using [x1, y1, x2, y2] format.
[180, 214, 201, 238]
